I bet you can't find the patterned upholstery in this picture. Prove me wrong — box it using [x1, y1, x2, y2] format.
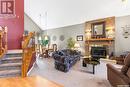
[52, 49, 81, 72]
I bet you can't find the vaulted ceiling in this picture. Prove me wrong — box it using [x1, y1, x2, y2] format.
[25, 0, 130, 30]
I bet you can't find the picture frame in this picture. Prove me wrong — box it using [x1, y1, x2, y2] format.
[91, 21, 106, 38]
[77, 35, 83, 41]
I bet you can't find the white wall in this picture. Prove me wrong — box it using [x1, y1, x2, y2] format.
[25, 0, 130, 30]
[115, 15, 130, 56]
[24, 14, 42, 32]
[24, 13, 43, 44]
[44, 15, 130, 56]
[45, 24, 85, 54]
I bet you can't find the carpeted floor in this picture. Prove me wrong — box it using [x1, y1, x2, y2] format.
[29, 57, 113, 87]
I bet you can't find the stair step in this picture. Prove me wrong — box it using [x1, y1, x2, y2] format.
[4, 54, 22, 58]
[3, 50, 23, 58]
[0, 62, 22, 67]
[0, 50, 23, 78]
[7, 50, 23, 54]
[0, 74, 21, 78]
[3, 57, 22, 60]
[0, 56, 22, 65]
[1, 60, 22, 64]
[2, 57, 22, 61]
[0, 69, 21, 78]
[0, 66, 21, 71]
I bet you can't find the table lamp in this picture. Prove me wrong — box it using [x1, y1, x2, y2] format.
[74, 43, 80, 50]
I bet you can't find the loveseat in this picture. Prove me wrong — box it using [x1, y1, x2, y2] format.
[107, 53, 130, 87]
[52, 49, 81, 72]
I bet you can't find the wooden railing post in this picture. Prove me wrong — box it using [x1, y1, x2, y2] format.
[0, 26, 8, 58]
[21, 32, 36, 77]
[4, 27, 7, 51]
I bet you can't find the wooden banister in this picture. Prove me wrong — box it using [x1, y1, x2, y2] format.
[0, 26, 7, 58]
[22, 32, 34, 49]
[21, 32, 36, 77]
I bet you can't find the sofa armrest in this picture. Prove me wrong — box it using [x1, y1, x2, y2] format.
[54, 55, 69, 64]
[107, 64, 130, 86]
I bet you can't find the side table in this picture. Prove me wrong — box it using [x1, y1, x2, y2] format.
[82, 57, 100, 74]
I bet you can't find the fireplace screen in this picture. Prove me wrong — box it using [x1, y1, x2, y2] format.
[91, 47, 107, 58]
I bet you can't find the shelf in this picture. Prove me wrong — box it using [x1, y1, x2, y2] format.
[85, 43, 112, 46]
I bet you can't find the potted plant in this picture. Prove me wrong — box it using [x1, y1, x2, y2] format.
[67, 37, 75, 50]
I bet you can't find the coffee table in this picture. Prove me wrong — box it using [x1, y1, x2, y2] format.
[82, 57, 100, 74]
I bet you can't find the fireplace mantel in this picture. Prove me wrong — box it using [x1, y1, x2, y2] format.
[86, 38, 114, 42]
[85, 38, 114, 46]
[85, 17, 115, 56]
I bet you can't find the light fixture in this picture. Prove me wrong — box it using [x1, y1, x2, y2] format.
[106, 26, 114, 38]
[86, 29, 91, 39]
[74, 43, 80, 48]
[122, 0, 128, 3]
[45, 12, 47, 30]
[40, 11, 48, 29]
[107, 29, 114, 38]
[122, 0, 127, 2]
[38, 36, 42, 40]
[74, 43, 80, 50]
[44, 35, 48, 40]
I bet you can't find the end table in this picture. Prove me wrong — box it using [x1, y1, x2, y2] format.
[82, 57, 100, 74]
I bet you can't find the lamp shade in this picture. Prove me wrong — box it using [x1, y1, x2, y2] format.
[44, 35, 48, 40]
[74, 43, 80, 48]
[39, 36, 42, 40]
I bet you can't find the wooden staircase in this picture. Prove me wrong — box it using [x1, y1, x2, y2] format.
[0, 28, 36, 78]
[0, 50, 22, 78]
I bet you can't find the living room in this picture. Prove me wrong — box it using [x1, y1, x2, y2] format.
[33, 15, 130, 87]
[0, 0, 130, 87]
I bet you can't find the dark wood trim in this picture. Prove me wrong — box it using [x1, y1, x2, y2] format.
[91, 21, 106, 38]
[77, 35, 83, 41]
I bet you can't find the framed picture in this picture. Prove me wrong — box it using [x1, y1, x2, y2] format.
[92, 22, 106, 38]
[77, 35, 83, 41]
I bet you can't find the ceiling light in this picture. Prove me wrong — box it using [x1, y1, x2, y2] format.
[122, 0, 127, 2]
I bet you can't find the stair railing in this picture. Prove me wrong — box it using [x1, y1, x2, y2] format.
[0, 26, 7, 58]
[21, 32, 35, 77]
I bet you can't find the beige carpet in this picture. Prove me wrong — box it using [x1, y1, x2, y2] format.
[29, 57, 113, 87]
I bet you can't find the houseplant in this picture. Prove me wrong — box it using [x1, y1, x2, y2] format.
[67, 37, 75, 49]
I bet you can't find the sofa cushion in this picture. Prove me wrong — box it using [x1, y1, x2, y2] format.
[58, 51, 64, 56]
[121, 53, 130, 74]
[126, 68, 130, 78]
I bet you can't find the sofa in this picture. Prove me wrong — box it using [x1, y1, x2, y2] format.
[52, 49, 81, 72]
[113, 51, 130, 65]
[107, 53, 130, 87]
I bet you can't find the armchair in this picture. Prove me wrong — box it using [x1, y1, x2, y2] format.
[107, 53, 130, 87]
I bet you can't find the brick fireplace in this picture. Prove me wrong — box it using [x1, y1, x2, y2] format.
[85, 38, 115, 58]
[85, 17, 115, 58]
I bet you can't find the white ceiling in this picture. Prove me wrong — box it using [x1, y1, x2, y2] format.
[25, 0, 130, 30]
